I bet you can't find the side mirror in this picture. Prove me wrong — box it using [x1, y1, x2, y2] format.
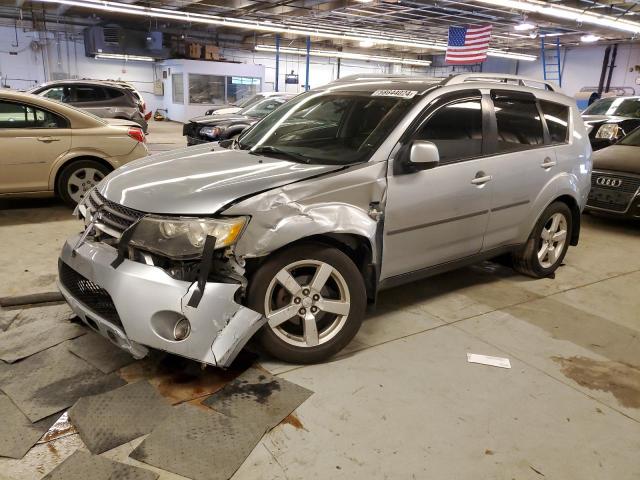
[396, 140, 440, 174]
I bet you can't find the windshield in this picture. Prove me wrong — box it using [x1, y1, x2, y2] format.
[235, 94, 264, 108]
[583, 97, 640, 118]
[619, 127, 640, 146]
[240, 97, 288, 118]
[237, 90, 416, 165]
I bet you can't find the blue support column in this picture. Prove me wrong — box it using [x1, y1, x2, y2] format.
[274, 34, 280, 92]
[305, 36, 311, 91]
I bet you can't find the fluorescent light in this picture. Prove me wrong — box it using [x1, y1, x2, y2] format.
[581, 34, 601, 43]
[514, 22, 536, 31]
[474, 0, 640, 34]
[359, 39, 375, 48]
[256, 45, 432, 66]
[95, 53, 155, 62]
[35, 0, 535, 61]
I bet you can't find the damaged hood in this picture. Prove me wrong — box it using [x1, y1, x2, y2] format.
[99, 143, 342, 215]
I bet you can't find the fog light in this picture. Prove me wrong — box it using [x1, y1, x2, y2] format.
[173, 317, 191, 341]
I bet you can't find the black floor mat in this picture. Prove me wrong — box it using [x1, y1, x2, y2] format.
[0, 344, 125, 422]
[69, 381, 173, 454]
[67, 332, 135, 374]
[0, 393, 58, 459]
[42, 450, 158, 480]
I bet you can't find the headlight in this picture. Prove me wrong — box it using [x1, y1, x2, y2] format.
[595, 123, 621, 140]
[129, 216, 247, 259]
[200, 126, 221, 139]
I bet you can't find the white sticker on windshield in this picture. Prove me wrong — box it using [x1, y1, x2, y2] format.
[371, 89, 417, 99]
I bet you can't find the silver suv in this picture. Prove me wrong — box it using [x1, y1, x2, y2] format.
[58, 74, 592, 366]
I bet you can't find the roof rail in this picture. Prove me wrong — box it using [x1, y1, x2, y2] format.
[443, 73, 557, 92]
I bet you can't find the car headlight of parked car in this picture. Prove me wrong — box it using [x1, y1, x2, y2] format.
[129, 216, 248, 259]
[199, 126, 222, 139]
[595, 123, 622, 140]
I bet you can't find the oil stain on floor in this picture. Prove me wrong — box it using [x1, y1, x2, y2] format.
[552, 355, 640, 409]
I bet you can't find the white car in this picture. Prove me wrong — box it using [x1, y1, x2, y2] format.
[0, 89, 148, 206]
[204, 92, 287, 116]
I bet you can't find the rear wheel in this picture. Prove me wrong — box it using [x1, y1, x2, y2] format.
[248, 244, 366, 364]
[57, 159, 111, 207]
[512, 201, 572, 278]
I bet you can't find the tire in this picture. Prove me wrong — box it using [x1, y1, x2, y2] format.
[247, 243, 366, 364]
[57, 159, 111, 207]
[512, 201, 573, 278]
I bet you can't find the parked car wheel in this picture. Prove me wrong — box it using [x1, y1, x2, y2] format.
[57, 159, 111, 207]
[248, 243, 366, 364]
[513, 201, 573, 278]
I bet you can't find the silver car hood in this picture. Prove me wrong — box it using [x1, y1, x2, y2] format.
[99, 144, 341, 215]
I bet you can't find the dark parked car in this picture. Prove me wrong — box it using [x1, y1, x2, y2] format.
[582, 96, 640, 151]
[586, 126, 640, 218]
[30, 80, 149, 132]
[183, 94, 294, 145]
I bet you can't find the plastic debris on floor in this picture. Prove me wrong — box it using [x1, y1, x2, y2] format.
[467, 353, 512, 369]
[69, 381, 173, 454]
[42, 450, 159, 480]
[0, 317, 85, 363]
[67, 332, 135, 374]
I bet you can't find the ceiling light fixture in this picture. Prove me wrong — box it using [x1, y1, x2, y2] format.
[474, 0, 640, 34]
[95, 53, 155, 62]
[35, 0, 536, 61]
[256, 45, 432, 66]
[580, 34, 601, 43]
[359, 39, 375, 47]
[514, 22, 536, 31]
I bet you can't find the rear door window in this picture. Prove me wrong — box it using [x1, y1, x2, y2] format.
[492, 94, 544, 152]
[74, 86, 108, 103]
[0, 101, 68, 129]
[540, 100, 569, 144]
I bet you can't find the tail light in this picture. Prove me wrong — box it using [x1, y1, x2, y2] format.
[128, 127, 145, 143]
[144, 111, 152, 121]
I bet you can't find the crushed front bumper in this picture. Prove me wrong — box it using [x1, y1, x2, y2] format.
[58, 234, 264, 367]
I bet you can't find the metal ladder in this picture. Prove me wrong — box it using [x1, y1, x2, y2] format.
[541, 36, 562, 87]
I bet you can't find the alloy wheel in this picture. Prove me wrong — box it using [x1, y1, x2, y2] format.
[264, 260, 351, 348]
[538, 212, 568, 269]
[67, 167, 105, 204]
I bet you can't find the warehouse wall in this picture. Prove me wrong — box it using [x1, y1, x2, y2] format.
[517, 43, 640, 97]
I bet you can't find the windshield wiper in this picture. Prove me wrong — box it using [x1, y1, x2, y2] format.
[249, 145, 311, 163]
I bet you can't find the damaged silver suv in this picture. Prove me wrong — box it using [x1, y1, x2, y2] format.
[58, 74, 592, 367]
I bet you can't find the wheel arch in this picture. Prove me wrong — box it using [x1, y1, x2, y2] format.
[244, 233, 377, 302]
[554, 194, 581, 246]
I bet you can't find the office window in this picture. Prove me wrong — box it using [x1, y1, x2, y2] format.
[172, 73, 184, 104]
[226, 76, 261, 104]
[189, 74, 225, 104]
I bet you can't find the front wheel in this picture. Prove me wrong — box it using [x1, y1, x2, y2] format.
[248, 244, 366, 364]
[512, 201, 572, 278]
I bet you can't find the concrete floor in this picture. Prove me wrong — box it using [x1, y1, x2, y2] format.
[0, 121, 639, 479]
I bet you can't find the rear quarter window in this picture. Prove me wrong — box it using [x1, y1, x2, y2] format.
[540, 100, 569, 144]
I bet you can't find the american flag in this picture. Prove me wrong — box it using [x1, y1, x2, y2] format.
[445, 25, 493, 65]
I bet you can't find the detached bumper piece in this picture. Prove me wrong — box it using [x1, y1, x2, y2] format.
[58, 234, 265, 367]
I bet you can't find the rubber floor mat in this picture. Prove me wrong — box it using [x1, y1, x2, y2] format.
[67, 332, 135, 374]
[42, 450, 158, 480]
[1, 344, 125, 422]
[203, 367, 313, 430]
[0, 393, 57, 459]
[130, 403, 265, 480]
[0, 317, 86, 363]
[69, 381, 173, 454]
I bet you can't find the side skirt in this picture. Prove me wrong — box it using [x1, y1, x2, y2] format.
[377, 244, 522, 292]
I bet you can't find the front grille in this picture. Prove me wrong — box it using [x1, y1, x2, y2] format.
[86, 189, 144, 237]
[586, 196, 629, 212]
[591, 172, 640, 194]
[58, 261, 123, 329]
[182, 122, 199, 138]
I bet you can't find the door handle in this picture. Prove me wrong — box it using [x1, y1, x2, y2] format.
[540, 157, 556, 169]
[37, 136, 61, 142]
[471, 172, 493, 185]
